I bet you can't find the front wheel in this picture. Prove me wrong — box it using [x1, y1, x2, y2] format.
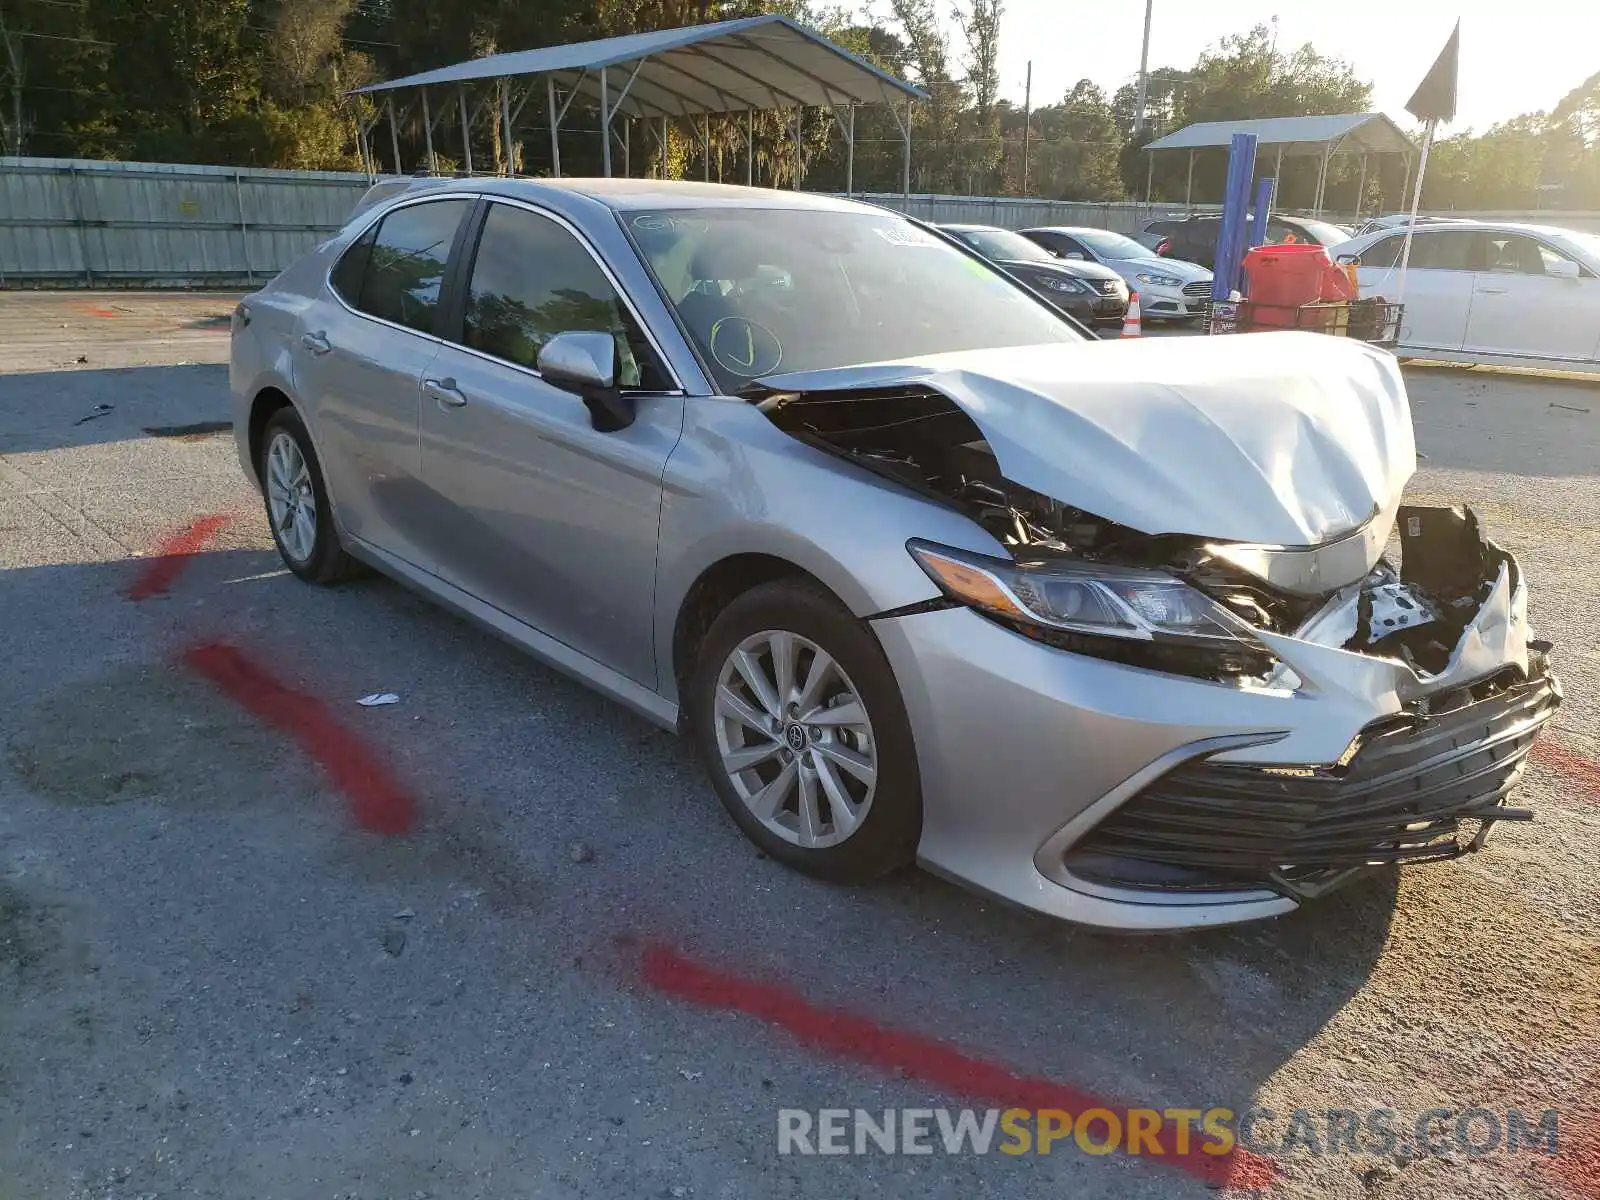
[687, 579, 922, 883]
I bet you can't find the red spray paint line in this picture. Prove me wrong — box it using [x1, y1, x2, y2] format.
[636, 941, 1278, 1190]
[182, 641, 416, 835]
[126, 513, 233, 600]
[1548, 1121, 1600, 1200]
[1530, 740, 1600, 805]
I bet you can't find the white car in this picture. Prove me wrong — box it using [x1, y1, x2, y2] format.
[1020, 226, 1213, 321]
[1333, 222, 1600, 370]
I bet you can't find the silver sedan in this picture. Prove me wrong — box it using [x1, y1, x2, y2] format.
[230, 178, 1559, 930]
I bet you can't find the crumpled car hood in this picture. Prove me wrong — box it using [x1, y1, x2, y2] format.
[758, 331, 1415, 548]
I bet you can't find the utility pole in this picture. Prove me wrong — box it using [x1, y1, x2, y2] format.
[1134, 0, 1153, 135]
[0, 4, 26, 156]
[1020, 60, 1032, 196]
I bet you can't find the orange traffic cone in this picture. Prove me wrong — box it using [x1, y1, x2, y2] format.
[1120, 290, 1142, 338]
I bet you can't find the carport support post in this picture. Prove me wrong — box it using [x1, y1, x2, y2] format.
[599, 67, 612, 177]
[1355, 153, 1369, 220]
[421, 89, 436, 174]
[1272, 144, 1284, 208]
[701, 114, 709, 181]
[845, 103, 856, 196]
[500, 78, 513, 176]
[624, 119, 631, 177]
[458, 85, 473, 175]
[901, 97, 911, 200]
[387, 95, 402, 175]
[746, 109, 754, 186]
[547, 77, 561, 178]
[792, 107, 802, 190]
[1185, 148, 1194, 205]
[1313, 143, 1331, 215]
[1145, 152, 1154, 202]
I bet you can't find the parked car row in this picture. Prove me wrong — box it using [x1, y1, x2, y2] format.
[935, 224, 1130, 331]
[1018, 227, 1215, 321]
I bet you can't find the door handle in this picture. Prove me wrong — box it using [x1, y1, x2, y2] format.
[423, 376, 468, 408]
[1477, 286, 1509, 295]
[300, 330, 332, 355]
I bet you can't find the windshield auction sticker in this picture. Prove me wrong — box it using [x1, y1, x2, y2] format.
[874, 225, 941, 248]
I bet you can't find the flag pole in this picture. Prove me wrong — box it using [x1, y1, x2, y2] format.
[1393, 116, 1436, 310]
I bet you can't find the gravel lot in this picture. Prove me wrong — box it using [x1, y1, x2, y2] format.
[1, 291, 1596, 1200]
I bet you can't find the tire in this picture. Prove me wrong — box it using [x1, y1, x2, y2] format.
[687, 578, 922, 883]
[258, 406, 362, 585]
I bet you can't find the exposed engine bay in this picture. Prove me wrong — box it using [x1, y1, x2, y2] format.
[757, 385, 1537, 685]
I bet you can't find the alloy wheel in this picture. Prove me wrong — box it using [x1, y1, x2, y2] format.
[712, 629, 878, 849]
[265, 430, 317, 565]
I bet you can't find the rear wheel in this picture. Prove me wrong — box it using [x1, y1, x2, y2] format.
[688, 579, 921, 882]
[259, 407, 362, 584]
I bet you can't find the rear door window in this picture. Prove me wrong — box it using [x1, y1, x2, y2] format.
[353, 199, 473, 333]
[329, 222, 377, 304]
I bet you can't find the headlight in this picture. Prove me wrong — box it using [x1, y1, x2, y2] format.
[907, 540, 1277, 682]
[1034, 274, 1086, 294]
[1135, 271, 1184, 288]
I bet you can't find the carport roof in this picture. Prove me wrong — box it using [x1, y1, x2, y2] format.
[1143, 113, 1416, 157]
[352, 14, 927, 119]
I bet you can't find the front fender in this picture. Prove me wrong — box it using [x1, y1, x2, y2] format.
[652, 397, 1004, 702]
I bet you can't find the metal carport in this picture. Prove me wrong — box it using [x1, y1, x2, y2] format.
[1141, 113, 1416, 215]
[351, 15, 926, 198]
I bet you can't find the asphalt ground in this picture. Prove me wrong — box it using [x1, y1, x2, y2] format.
[1, 291, 1597, 1200]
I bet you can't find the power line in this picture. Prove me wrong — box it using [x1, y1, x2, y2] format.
[1, 28, 109, 44]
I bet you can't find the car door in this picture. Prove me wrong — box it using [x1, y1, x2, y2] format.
[418, 198, 685, 688]
[298, 196, 474, 571]
[1354, 229, 1481, 351]
[1464, 234, 1599, 361]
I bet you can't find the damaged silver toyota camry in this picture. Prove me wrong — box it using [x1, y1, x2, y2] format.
[230, 179, 1560, 930]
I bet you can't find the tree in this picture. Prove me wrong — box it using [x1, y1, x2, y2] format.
[953, 0, 1001, 192]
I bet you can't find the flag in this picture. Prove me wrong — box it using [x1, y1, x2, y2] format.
[1406, 21, 1460, 124]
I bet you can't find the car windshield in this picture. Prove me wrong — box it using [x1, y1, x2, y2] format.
[1071, 230, 1151, 260]
[952, 227, 1056, 263]
[627, 208, 1084, 392]
[1557, 230, 1600, 266]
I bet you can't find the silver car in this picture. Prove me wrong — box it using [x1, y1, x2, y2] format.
[230, 178, 1559, 931]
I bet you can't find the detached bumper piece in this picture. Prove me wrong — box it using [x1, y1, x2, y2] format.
[1064, 669, 1561, 901]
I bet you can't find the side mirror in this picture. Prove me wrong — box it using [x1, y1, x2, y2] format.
[1335, 253, 1361, 266]
[537, 331, 634, 432]
[1545, 257, 1581, 281]
[1064, 251, 1086, 260]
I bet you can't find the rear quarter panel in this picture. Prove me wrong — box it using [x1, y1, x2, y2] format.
[228, 241, 346, 485]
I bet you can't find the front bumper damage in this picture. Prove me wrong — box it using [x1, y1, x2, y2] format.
[873, 502, 1560, 930]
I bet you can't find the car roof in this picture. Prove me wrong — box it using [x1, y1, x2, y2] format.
[1020, 226, 1119, 236]
[1352, 219, 1586, 241]
[362, 175, 890, 216]
[936, 222, 1003, 233]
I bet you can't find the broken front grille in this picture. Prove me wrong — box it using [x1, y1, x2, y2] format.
[1063, 670, 1561, 900]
